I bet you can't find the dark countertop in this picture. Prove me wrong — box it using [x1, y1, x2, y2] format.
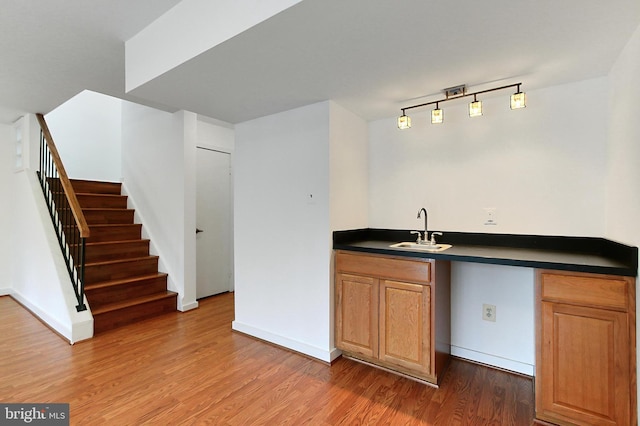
[333, 229, 638, 277]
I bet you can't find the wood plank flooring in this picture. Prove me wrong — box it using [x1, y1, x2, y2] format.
[0, 294, 534, 425]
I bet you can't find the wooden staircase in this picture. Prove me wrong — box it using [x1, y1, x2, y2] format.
[69, 179, 178, 334]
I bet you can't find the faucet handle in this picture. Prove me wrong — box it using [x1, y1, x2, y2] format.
[430, 232, 443, 244]
[410, 230, 423, 243]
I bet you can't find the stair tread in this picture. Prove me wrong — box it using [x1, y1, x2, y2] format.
[91, 291, 177, 315]
[86, 239, 150, 246]
[75, 192, 125, 196]
[72, 239, 149, 248]
[85, 255, 159, 267]
[88, 223, 141, 227]
[83, 207, 134, 211]
[64, 193, 126, 200]
[85, 273, 168, 290]
[71, 179, 121, 186]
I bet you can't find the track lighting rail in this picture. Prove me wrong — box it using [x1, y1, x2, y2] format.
[397, 82, 525, 128]
[400, 83, 522, 114]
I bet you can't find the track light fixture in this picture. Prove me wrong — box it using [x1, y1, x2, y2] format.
[397, 109, 411, 129]
[510, 84, 526, 109]
[397, 82, 525, 129]
[469, 94, 482, 117]
[431, 102, 443, 124]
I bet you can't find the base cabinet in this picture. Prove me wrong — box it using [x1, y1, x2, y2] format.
[536, 270, 636, 426]
[335, 251, 450, 385]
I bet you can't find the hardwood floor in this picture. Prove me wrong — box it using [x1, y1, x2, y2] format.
[0, 294, 534, 425]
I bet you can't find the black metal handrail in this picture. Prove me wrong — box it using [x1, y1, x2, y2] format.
[36, 114, 89, 312]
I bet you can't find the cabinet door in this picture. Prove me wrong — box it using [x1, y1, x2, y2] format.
[538, 301, 629, 425]
[379, 280, 431, 375]
[335, 273, 379, 358]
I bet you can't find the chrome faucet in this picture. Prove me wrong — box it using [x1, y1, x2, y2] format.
[430, 232, 442, 245]
[417, 208, 428, 243]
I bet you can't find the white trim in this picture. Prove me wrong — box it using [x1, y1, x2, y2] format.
[0, 288, 11, 296]
[232, 320, 339, 363]
[179, 300, 199, 312]
[9, 292, 93, 344]
[451, 345, 534, 376]
[11, 290, 71, 340]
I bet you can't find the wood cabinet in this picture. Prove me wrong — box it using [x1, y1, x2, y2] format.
[535, 270, 637, 426]
[335, 251, 450, 385]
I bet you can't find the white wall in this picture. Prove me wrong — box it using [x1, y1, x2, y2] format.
[368, 78, 610, 374]
[121, 103, 198, 311]
[605, 21, 640, 414]
[10, 170, 93, 342]
[606, 23, 640, 246]
[0, 123, 13, 293]
[233, 101, 335, 361]
[7, 115, 93, 342]
[329, 101, 369, 231]
[369, 78, 609, 237]
[125, 0, 302, 91]
[197, 117, 234, 152]
[328, 101, 369, 351]
[46, 90, 122, 182]
[451, 263, 534, 374]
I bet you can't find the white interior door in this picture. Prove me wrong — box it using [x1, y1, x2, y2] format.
[196, 148, 232, 299]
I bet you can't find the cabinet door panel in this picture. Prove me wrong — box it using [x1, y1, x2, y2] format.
[538, 302, 629, 425]
[379, 280, 430, 374]
[336, 273, 378, 358]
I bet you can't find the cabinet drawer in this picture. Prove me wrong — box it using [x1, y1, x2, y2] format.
[539, 270, 630, 310]
[336, 251, 431, 284]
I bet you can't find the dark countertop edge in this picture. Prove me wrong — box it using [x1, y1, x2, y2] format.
[333, 228, 638, 277]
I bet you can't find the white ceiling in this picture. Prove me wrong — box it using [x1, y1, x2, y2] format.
[2, 0, 640, 125]
[0, 0, 182, 124]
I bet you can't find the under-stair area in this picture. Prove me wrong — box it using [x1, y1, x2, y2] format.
[69, 179, 178, 334]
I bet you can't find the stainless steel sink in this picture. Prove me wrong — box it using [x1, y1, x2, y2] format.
[389, 242, 452, 252]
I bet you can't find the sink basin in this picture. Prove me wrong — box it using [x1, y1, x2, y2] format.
[389, 242, 452, 252]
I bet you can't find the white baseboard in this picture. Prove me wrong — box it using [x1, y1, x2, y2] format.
[0, 288, 11, 296]
[9, 292, 93, 344]
[232, 320, 338, 363]
[11, 291, 72, 341]
[179, 300, 199, 312]
[70, 318, 94, 344]
[328, 347, 341, 362]
[451, 345, 534, 376]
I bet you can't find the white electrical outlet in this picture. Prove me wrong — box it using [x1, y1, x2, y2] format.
[483, 208, 497, 226]
[482, 303, 497, 322]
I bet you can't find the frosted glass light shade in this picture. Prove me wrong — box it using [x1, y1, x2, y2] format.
[469, 100, 483, 117]
[397, 114, 411, 129]
[431, 108, 443, 124]
[510, 92, 526, 109]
